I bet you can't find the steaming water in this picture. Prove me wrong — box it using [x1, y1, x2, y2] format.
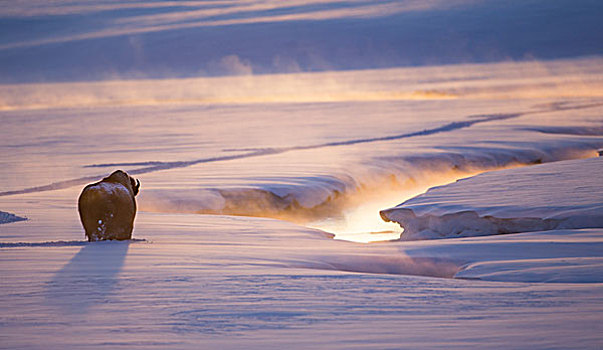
[1, 59, 603, 242]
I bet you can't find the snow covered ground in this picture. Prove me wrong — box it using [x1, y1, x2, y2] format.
[2, 62, 603, 348]
[2, 207, 603, 349]
[4, 126, 603, 335]
[2, 1, 603, 349]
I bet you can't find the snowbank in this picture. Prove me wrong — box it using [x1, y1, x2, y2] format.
[381, 157, 603, 240]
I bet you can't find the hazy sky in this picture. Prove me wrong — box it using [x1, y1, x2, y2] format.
[0, 0, 602, 82]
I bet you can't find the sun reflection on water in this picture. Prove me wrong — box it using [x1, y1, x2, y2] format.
[307, 187, 428, 243]
[307, 168, 498, 243]
[308, 199, 403, 243]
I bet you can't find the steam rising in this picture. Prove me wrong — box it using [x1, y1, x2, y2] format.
[1, 57, 602, 111]
[2, 57, 602, 243]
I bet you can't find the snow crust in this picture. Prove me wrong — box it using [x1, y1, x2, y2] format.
[381, 157, 603, 240]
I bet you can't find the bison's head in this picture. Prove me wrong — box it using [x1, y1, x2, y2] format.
[130, 177, 140, 196]
[105, 170, 140, 196]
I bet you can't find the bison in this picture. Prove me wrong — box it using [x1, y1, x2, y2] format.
[78, 170, 140, 241]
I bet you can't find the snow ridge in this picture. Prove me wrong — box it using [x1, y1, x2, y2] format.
[0, 112, 520, 197]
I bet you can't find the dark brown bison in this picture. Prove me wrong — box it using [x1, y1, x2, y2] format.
[78, 170, 140, 241]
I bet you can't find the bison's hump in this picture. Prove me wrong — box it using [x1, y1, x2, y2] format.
[85, 182, 128, 195]
[79, 182, 134, 206]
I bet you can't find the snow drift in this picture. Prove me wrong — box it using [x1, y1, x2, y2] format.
[381, 157, 603, 240]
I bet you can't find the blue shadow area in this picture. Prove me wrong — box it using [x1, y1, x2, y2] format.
[45, 241, 130, 314]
